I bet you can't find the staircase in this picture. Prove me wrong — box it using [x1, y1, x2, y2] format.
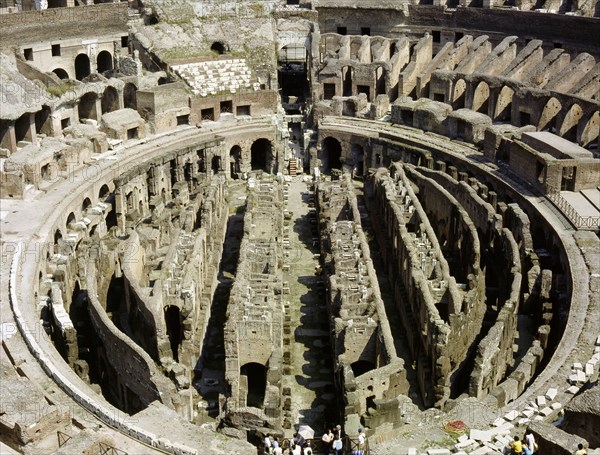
[289, 158, 297, 176]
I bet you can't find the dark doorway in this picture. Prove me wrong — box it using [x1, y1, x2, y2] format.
[97, 51, 113, 74]
[52, 68, 69, 80]
[240, 362, 267, 408]
[323, 137, 342, 173]
[78, 93, 98, 121]
[230, 145, 241, 177]
[75, 54, 91, 81]
[351, 360, 376, 378]
[251, 138, 272, 172]
[164, 306, 182, 362]
[124, 83, 137, 110]
[211, 42, 226, 55]
[101, 86, 119, 114]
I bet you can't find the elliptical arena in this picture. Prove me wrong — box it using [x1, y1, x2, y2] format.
[0, 0, 599, 453]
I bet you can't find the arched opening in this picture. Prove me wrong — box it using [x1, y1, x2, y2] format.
[579, 111, 599, 148]
[351, 360, 376, 378]
[342, 66, 353, 97]
[82, 197, 92, 213]
[54, 229, 62, 248]
[211, 155, 221, 173]
[472, 81, 490, 115]
[278, 44, 309, 105]
[538, 97, 562, 132]
[35, 105, 52, 136]
[74, 54, 91, 81]
[250, 138, 272, 172]
[322, 137, 342, 173]
[14, 113, 32, 144]
[375, 66, 386, 96]
[52, 68, 69, 80]
[210, 42, 226, 55]
[164, 306, 182, 362]
[350, 143, 364, 177]
[66, 212, 76, 230]
[78, 93, 98, 122]
[230, 145, 242, 177]
[240, 362, 267, 408]
[559, 104, 583, 142]
[494, 86, 514, 123]
[101, 86, 119, 114]
[123, 83, 137, 110]
[96, 51, 113, 74]
[99, 184, 111, 201]
[452, 79, 466, 109]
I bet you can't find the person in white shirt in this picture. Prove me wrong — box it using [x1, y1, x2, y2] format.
[356, 428, 366, 455]
[292, 443, 302, 455]
[322, 428, 333, 455]
[264, 434, 272, 454]
[303, 441, 313, 455]
[524, 430, 536, 455]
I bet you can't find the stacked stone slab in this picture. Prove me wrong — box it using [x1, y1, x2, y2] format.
[172, 59, 256, 96]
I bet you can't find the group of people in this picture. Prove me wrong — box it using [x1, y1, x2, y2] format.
[264, 433, 313, 455]
[507, 430, 538, 455]
[321, 425, 367, 455]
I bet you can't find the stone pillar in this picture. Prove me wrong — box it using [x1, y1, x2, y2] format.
[0, 121, 17, 156]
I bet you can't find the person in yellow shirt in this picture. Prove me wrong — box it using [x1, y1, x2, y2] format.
[511, 435, 523, 454]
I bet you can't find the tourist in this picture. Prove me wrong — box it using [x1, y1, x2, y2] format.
[265, 433, 273, 454]
[274, 444, 283, 455]
[523, 430, 536, 454]
[332, 434, 343, 455]
[511, 435, 523, 454]
[574, 443, 587, 455]
[273, 437, 280, 450]
[303, 441, 313, 455]
[292, 443, 302, 455]
[322, 428, 333, 455]
[353, 428, 366, 455]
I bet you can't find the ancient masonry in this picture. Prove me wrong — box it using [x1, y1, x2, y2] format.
[0, 0, 599, 454]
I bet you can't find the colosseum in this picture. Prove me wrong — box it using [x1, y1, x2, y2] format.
[0, 0, 599, 452]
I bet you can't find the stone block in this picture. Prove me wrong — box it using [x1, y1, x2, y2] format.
[470, 429, 492, 442]
[457, 434, 468, 443]
[427, 449, 451, 455]
[518, 418, 530, 425]
[504, 410, 519, 421]
[550, 402, 562, 410]
[566, 385, 580, 394]
[573, 362, 583, 370]
[536, 396, 546, 406]
[545, 388, 558, 401]
[492, 418, 506, 427]
[539, 407, 553, 417]
[577, 370, 586, 382]
[585, 363, 594, 376]
[522, 409, 535, 418]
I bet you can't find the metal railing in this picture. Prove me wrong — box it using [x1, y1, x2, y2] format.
[546, 192, 600, 230]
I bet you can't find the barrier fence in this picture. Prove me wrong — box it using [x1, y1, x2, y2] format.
[546, 192, 600, 230]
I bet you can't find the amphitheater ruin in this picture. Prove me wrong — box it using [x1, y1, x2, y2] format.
[0, 0, 599, 453]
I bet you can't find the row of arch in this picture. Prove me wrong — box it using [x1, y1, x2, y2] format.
[52, 51, 114, 82]
[450, 78, 599, 147]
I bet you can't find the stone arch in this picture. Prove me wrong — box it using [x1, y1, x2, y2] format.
[578, 111, 599, 148]
[123, 83, 137, 110]
[78, 92, 98, 121]
[342, 66, 353, 97]
[52, 68, 69, 80]
[82, 197, 92, 213]
[452, 79, 466, 109]
[101, 86, 119, 114]
[66, 212, 76, 230]
[210, 41, 227, 55]
[494, 86, 514, 123]
[250, 138, 273, 172]
[35, 105, 52, 136]
[350, 143, 365, 176]
[559, 103, 583, 142]
[538, 97, 562, 132]
[74, 54, 91, 81]
[240, 362, 267, 408]
[99, 184, 111, 201]
[96, 51, 113, 74]
[230, 145, 242, 177]
[472, 81, 490, 114]
[322, 136, 342, 173]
